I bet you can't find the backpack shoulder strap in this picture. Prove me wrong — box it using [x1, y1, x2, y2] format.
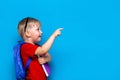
[25, 58, 32, 71]
[18, 42, 32, 71]
[14, 41, 32, 71]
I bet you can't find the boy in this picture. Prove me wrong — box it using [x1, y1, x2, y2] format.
[17, 17, 63, 80]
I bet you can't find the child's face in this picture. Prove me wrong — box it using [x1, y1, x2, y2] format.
[29, 23, 42, 43]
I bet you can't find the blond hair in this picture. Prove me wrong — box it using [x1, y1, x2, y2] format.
[18, 17, 40, 38]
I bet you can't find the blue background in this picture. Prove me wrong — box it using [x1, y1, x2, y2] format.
[0, 0, 120, 80]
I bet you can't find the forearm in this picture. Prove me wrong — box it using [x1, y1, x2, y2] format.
[41, 35, 56, 53]
[35, 34, 56, 55]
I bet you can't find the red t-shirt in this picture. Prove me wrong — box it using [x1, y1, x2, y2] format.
[20, 43, 46, 80]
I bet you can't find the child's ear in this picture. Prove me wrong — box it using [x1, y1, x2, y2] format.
[25, 29, 31, 37]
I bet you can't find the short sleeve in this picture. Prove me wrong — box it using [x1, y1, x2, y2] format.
[21, 43, 39, 58]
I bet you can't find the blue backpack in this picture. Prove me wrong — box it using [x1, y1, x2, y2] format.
[13, 42, 31, 80]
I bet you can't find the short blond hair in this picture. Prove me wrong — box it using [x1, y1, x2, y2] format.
[18, 17, 41, 38]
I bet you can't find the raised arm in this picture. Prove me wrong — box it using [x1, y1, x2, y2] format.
[35, 28, 63, 56]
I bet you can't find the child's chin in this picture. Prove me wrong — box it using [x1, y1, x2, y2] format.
[34, 39, 41, 43]
[38, 38, 41, 42]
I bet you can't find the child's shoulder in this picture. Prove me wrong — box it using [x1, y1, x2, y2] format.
[21, 43, 39, 50]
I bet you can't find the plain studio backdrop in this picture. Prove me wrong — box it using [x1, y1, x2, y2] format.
[0, 0, 120, 80]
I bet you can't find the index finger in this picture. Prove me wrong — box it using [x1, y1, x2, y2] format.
[58, 28, 64, 31]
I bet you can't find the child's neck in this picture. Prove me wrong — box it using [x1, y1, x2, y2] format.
[24, 38, 34, 45]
